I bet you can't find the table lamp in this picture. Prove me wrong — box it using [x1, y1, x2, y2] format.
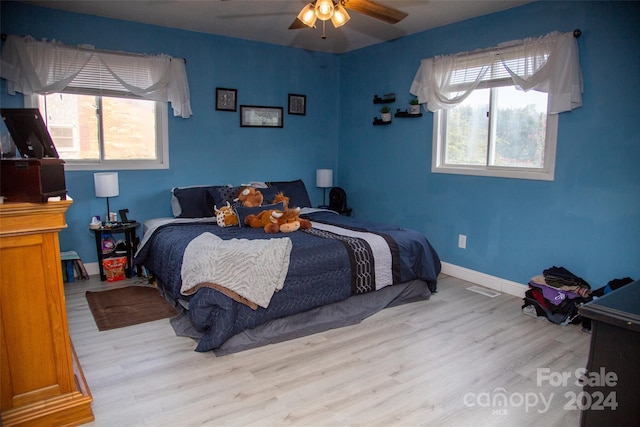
[94, 172, 119, 221]
[316, 168, 333, 207]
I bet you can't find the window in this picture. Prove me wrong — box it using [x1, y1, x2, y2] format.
[410, 31, 583, 181]
[2, 35, 192, 171]
[48, 124, 75, 152]
[27, 92, 168, 171]
[433, 82, 558, 181]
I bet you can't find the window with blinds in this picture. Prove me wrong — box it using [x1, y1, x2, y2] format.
[449, 48, 551, 89]
[56, 52, 162, 97]
[432, 45, 557, 181]
[25, 51, 170, 171]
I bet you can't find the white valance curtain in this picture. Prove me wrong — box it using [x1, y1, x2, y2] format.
[0, 35, 192, 118]
[409, 31, 583, 114]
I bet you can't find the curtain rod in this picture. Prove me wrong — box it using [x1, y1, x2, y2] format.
[2, 29, 581, 49]
[0, 33, 186, 63]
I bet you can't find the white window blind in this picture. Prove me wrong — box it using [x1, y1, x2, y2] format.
[67, 55, 146, 94]
[410, 31, 583, 114]
[1, 35, 192, 118]
[449, 41, 551, 84]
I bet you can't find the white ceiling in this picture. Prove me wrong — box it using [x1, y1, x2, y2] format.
[20, 0, 533, 54]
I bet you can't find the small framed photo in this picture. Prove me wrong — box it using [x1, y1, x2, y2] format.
[288, 94, 306, 116]
[216, 87, 237, 111]
[240, 105, 284, 128]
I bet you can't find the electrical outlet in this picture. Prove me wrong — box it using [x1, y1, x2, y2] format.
[458, 234, 467, 249]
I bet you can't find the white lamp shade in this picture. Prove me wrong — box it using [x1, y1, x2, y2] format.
[331, 3, 350, 28]
[94, 172, 119, 198]
[315, 0, 334, 21]
[316, 169, 333, 188]
[297, 3, 317, 27]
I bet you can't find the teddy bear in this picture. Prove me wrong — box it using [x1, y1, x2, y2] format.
[235, 186, 264, 207]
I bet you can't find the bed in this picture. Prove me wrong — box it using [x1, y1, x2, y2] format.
[133, 180, 441, 354]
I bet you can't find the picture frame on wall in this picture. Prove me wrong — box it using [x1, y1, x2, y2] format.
[216, 87, 237, 111]
[288, 94, 306, 116]
[240, 105, 284, 128]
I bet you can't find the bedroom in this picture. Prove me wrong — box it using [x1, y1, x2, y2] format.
[1, 0, 639, 425]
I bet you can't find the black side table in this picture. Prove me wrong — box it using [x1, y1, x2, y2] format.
[91, 222, 140, 281]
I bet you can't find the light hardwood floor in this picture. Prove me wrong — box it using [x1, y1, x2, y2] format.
[65, 274, 591, 427]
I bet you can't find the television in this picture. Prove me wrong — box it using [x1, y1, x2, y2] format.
[0, 108, 59, 159]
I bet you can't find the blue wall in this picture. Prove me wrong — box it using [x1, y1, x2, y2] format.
[1, 1, 339, 266]
[2, 1, 638, 289]
[338, 1, 640, 288]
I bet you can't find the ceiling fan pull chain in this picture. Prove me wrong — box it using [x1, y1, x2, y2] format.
[322, 20, 327, 39]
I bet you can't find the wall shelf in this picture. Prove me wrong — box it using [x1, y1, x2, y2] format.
[395, 109, 423, 118]
[373, 94, 395, 104]
[373, 117, 392, 125]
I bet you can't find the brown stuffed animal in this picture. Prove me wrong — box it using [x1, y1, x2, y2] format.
[245, 205, 312, 234]
[244, 208, 282, 233]
[236, 186, 264, 207]
[277, 207, 312, 233]
[244, 191, 312, 233]
[214, 201, 239, 227]
[273, 192, 289, 208]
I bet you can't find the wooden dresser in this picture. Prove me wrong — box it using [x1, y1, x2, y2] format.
[0, 201, 94, 426]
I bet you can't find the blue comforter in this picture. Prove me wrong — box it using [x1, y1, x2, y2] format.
[134, 211, 441, 351]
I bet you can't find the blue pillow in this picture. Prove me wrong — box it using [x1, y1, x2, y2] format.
[235, 202, 285, 228]
[259, 186, 281, 204]
[213, 186, 243, 207]
[267, 179, 311, 208]
[171, 186, 219, 218]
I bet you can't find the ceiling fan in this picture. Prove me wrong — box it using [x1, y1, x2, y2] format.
[290, 0, 408, 39]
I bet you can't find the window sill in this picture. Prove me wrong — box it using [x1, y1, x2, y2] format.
[63, 162, 169, 171]
[432, 165, 554, 181]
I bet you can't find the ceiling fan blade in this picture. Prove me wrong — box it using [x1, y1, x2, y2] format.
[343, 0, 408, 24]
[289, 18, 310, 30]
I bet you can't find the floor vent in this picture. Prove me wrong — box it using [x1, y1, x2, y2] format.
[466, 285, 501, 298]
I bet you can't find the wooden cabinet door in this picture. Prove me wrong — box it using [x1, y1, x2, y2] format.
[0, 201, 93, 426]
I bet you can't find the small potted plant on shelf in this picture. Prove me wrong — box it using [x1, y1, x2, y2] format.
[380, 105, 392, 122]
[409, 98, 420, 114]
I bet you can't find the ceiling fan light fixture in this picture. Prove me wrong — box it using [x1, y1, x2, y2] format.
[331, 3, 350, 28]
[315, 0, 335, 21]
[297, 3, 317, 27]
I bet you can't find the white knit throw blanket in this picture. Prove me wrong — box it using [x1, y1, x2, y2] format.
[180, 232, 292, 309]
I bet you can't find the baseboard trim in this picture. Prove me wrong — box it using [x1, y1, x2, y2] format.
[441, 262, 526, 298]
[85, 262, 100, 277]
[87, 261, 526, 297]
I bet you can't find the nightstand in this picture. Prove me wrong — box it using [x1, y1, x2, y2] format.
[91, 222, 140, 281]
